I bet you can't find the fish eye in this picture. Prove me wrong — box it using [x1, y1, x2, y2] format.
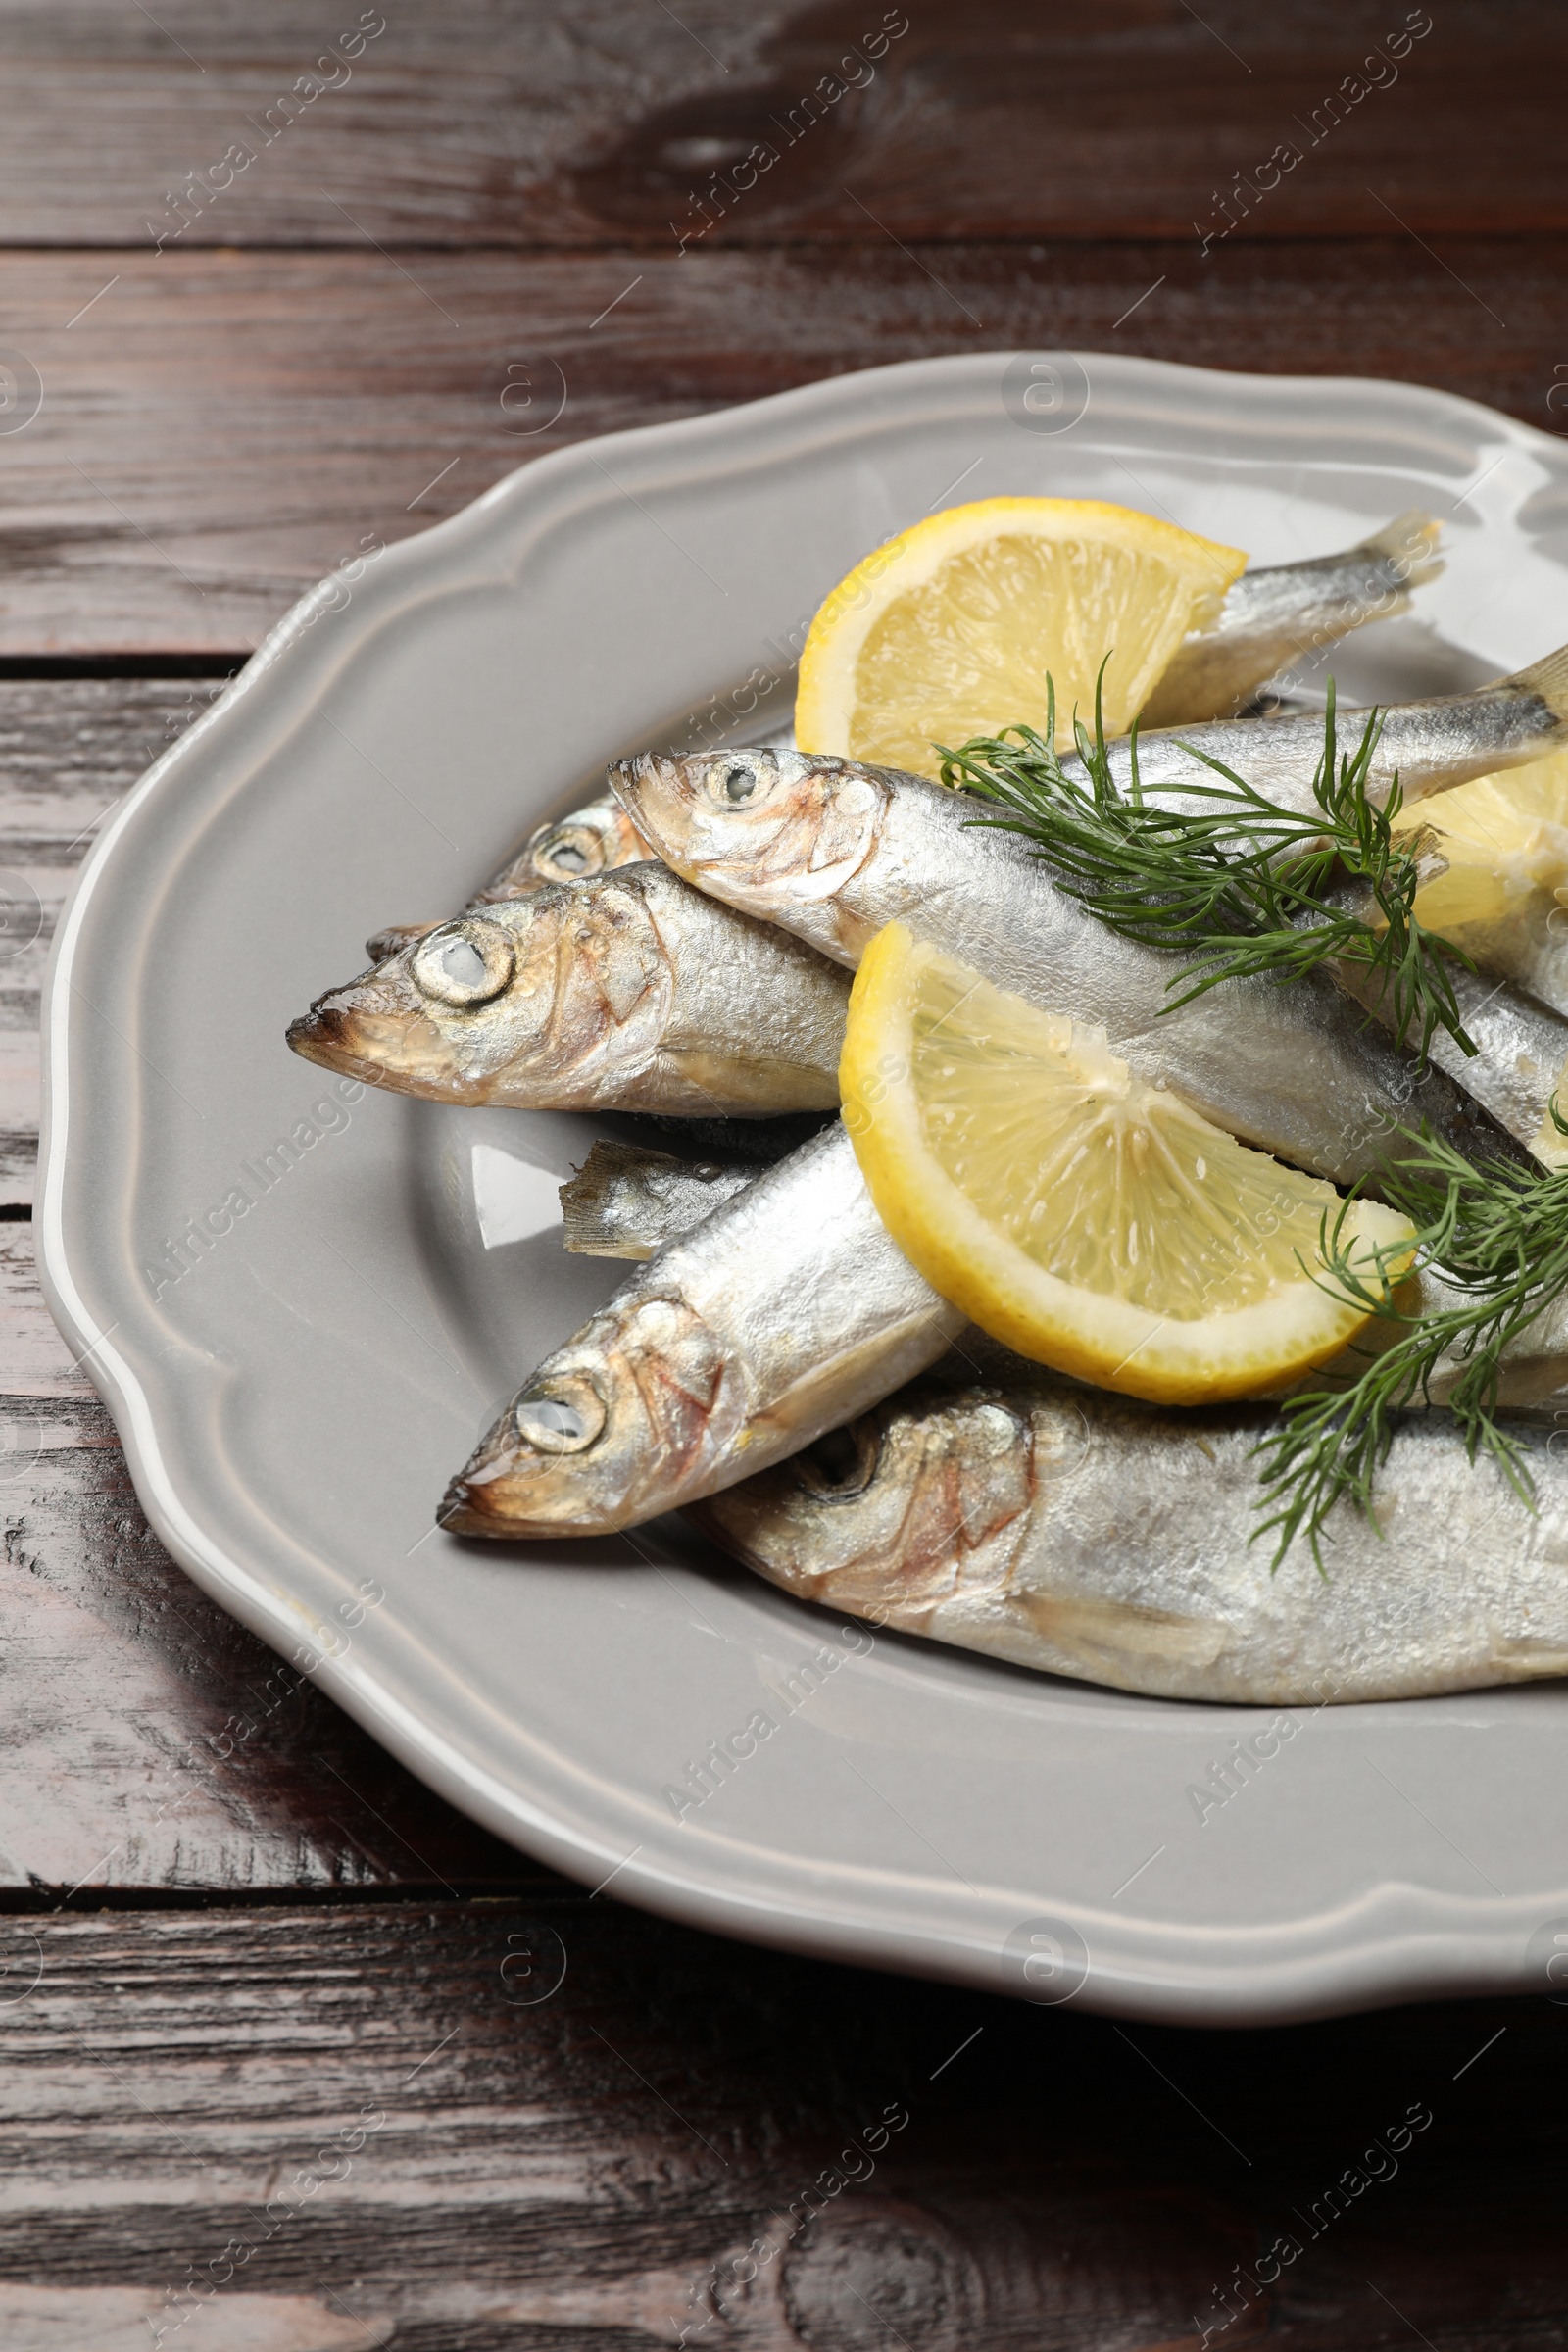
[513, 1380, 606, 1454]
[792, 1420, 880, 1498]
[412, 918, 515, 1008]
[708, 753, 776, 809]
[533, 824, 598, 881]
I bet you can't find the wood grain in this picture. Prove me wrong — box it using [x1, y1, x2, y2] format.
[0, 1, 1562, 248]
[0, 1902, 1560, 2349]
[0, 238, 1563, 656]
[0, 678, 226, 1200]
[0, 1211, 537, 1889]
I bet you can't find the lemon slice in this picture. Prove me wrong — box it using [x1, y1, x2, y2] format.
[1391, 752, 1568, 1166]
[841, 924, 1414, 1405]
[1393, 748, 1568, 934]
[796, 496, 1248, 778]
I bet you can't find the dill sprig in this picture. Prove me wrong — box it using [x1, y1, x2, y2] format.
[1253, 1114, 1568, 1569]
[939, 671, 1477, 1065]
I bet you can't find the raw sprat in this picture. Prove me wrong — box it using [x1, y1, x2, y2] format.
[288, 861, 850, 1116]
[692, 1368, 1568, 1705]
[941, 677, 1481, 1070]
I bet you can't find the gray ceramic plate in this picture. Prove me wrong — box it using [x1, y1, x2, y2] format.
[39, 351, 1568, 2024]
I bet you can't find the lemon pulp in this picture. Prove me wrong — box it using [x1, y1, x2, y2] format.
[841, 923, 1414, 1405]
[796, 496, 1248, 777]
[1393, 750, 1568, 1163]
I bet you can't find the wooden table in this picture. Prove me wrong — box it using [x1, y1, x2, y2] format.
[2, 7, 1565, 2343]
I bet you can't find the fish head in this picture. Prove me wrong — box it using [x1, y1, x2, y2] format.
[286, 879, 673, 1103]
[439, 1291, 735, 1537]
[358, 803, 649, 965]
[478, 799, 650, 898]
[691, 1387, 1038, 1622]
[610, 747, 892, 942]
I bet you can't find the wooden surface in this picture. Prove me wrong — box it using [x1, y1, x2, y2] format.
[1, 5, 1566, 2343]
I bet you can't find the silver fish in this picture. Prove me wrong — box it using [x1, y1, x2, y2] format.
[691, 1371, 1568, 1704]
[560, 1140, 757, 1259]
[288, 861, 850, 1116]
[1422, 892, 1568, 1029]
[364, 794, 649, 964]
[440, 1122, 965, 1539]
[1332, 950, 1568, 1160]
[1092, 642, 1568, 820]
[609, 747, 1511, 1184]
[1141, 510, 1444, 728]
[566, 1140, 1568, 1409]
[446, 1093, 1568, 1543]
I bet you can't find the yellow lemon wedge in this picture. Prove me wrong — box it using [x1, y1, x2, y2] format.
[795, 496, 1248, 778]
[1393, 747, 1568, 934]
[1391, 751, 1568, 1166]
[840, 924, 1415, 1405]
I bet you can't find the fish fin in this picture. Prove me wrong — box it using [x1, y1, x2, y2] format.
[1507, 639, 1568, 722]
[1014, 1591, 1232, 1667]
[559, 1140, 683, 1258]
[1359, 507, 1444, 590]
[1485, 1635, 1568, 1680]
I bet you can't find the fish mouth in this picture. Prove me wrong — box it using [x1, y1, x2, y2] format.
[284, 983, 476, 1101]
[435, 1471, 609, 1539]
[608, 753, 694, 869]
[437, 1457, 628, 1540]
[437, 1474, 528, 1538]
[285, 1003, 388, 1085]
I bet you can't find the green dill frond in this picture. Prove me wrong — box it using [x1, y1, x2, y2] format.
[1252, 1110, 1568, 1570]
[939, 671, 1477, 1066]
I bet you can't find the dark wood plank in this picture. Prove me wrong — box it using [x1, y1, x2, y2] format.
[0, 678, 228, 1203]
[0, 690, 545, 1891]
[0, 238, 1563, 656]
[0, 1, 1562, 247]
[0, 1215, 544, 1892]
[0, 1901, 1560, 2347]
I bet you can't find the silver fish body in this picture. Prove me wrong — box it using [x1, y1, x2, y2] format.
[1142, 509, 1445, 728]
[1331, 950, 1568, 1159]
[1425, 894, 1568, 1028]
[289, 860, 851, 1116]
[691, 1373, 1568, 1704]
[440, 1122, 965, 1539]
[611, 747, 1509, 1186]
[1090, 642, 1568, 822]
[365, 793, 648, 964]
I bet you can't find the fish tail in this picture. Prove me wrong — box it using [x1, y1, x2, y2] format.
[560, 1139, 680, 1258]
[1506, 638, 1568, 722]
[1359, 507, 1444, 590]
